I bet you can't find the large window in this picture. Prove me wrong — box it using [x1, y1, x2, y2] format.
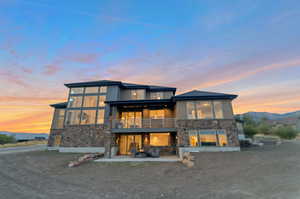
[83, 96, 98, 107]
[85, 87, 99, 94]
[186, 100, 224, 119]
[97, 109, 105, 124]
[150, 133, 170, 146]
[98, 95, 106, 107]
[51, 109, 65, 129]
[189, 130, 228, 147]
[150, 92, 164, 100]
[81, 110, 97, 124]
[149, 110, 165, 119]
[130, 89, 145, 100]
[68, 96, 83, 108]
[100, 86, 107, 93]
[121, 112, 142, 128]
[70, 87, 84, 94]
[65, 110, 81, 125]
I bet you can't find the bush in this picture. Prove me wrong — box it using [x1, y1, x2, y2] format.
[275, 126, 298, 140]
[0, 134, 16, 145]
[244, 124, 258, 138]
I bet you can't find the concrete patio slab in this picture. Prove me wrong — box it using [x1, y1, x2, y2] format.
[95, 156, 180, 162]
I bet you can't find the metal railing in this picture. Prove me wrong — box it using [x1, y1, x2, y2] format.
[111, 118, 175, 129]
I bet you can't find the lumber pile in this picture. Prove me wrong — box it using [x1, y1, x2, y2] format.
[181, 152, 195, 168]
[68, 153, 103, 168]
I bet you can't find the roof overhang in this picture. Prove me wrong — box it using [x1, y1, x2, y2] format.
[50, 102, 68, 108]
[173, 95, 238, 101]
[106, 99, 175, 107]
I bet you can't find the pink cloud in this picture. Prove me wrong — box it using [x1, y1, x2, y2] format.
[0, 69, 29, 87]
[44, 64, 61, 75]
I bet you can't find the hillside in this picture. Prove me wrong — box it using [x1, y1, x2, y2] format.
[0, 131, 48, 141]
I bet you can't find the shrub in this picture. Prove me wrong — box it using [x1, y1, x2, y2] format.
[257, 123, 272, 135]
[0, 134, 16, 145]
[275, 126, 298, 140]
[244, 124, 258, 138]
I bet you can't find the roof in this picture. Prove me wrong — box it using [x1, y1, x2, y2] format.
[50, 102, 68, 108]
[64, 80, 176, 92]
[173, 90, 238, 101]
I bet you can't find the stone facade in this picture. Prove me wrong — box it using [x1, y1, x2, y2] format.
[48, 129, 63, 147]
[176, 119, 240, 147]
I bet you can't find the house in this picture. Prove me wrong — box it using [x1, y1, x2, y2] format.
[48, 80, 240, 158]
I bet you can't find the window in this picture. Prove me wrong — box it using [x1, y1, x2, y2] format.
[150, 133, 170, 146]
[100, 86, 107, 93]
[150, 92, 164, 100]
[149, 110, 165, 119]
[65, 110, 81, 125]
[130, 89, 145, 100]
[196, 101, 213, 119]
[68, 96, 83, 108]
[121, 112, 142, 128]
[52, 109, 65, 129]
[188, 130, 228, 147]
[164, 92, 174, 99]
[97, 109, 105, 124]
[81, 110, 96, 125]
[85, 87, 99, 94]
[70, 87, 84, 94]
[214, 101, 224, 119]
[186, 100, 224, 119]
[98, 95, 106, 107]
[83, 96, 98, 107]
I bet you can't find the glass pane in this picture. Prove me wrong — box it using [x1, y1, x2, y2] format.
[56, 109, 65, 129]
[81, 110, 96, 124]
[68, 96, 83, 108]
[98, 95, 106, 107]
[70, 87, 84, 94]
[131, 89, 145, 100]
[100, 86, 107, 93]
[186, 101, 196, 119]
[149, 110, 165, 119]
[196, 101, 213, 119]
[150, 92, 163, 99]
[97, 109, 105, 124]
[200, 134, 217, 146]
[218, 134, 228, 146]
[83, 96, 98, 107]
[189, 135, 198, 147]
[150, 133, 170, 146]
[214, 101, 224, 119]
[164, 92, 173, 99]
[65, 110, 81, 125]
[85, 87, 99, 93]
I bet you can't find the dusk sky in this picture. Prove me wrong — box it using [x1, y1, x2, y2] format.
[0, 0, 300, 133]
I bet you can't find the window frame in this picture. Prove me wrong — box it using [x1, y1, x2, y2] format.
[188, 130, 227, 147]
[186, 100, 225, 119]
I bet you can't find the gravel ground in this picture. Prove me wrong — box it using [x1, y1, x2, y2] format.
[0, 141, 300, 199]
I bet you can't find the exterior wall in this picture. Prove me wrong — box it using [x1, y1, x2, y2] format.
[176, 119, 240, 147]
[48, 129, 63, 147]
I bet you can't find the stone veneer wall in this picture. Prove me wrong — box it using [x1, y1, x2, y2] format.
[60, 125, 115, 149]
[48, 129, 64, 147]
[176, 119, 240, 147]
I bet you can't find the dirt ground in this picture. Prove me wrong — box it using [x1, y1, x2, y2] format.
[0, 141, 300, 199]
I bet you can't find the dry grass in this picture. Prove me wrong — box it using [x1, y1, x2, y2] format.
[0, 140, 47, 148]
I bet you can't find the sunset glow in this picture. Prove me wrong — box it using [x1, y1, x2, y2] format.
[1, 0, 300, 133]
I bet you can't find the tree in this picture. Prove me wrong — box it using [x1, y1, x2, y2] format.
[275, 126, 298, 139]
[244, 124, 258, 138]
[0, 134, 16, 145]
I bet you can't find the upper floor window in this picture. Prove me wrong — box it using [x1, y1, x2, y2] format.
[149, 110, 165, 119]
[186, 100, 224, 119]
[85, 87, 99, 94]
[51, 109, 65, 129]
[150, 92, 164, 100]
[83, 96, 98, 107]
[68, 96, 83, 108]
[100, 86, 107, 93]
[130, 89, 145, 100]
[70, 87, 84, 94]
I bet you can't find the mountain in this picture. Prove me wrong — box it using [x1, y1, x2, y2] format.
[0, 131, 49, 141]
[238, 111, 300, 121]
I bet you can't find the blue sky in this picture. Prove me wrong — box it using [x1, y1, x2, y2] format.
[0, 0, 300, 132]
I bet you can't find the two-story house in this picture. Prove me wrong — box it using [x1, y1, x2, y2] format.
[48, 80, 240, 158]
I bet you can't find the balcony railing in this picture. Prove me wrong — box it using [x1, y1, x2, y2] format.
[111, 118, 175, 129]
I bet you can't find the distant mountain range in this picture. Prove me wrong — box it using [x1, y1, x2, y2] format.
[0, 131, 49, 141]
[236, 110, 300, 127]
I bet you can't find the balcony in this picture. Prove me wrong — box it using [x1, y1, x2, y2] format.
[111, 118, 176, 133]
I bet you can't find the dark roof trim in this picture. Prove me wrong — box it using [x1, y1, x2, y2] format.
[173, 95, 237, 101]
[65, 80, 122, 88]
[105, 99, 174, 106]
[64, 80, 176, 91]
[50, 102, 68, 108]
